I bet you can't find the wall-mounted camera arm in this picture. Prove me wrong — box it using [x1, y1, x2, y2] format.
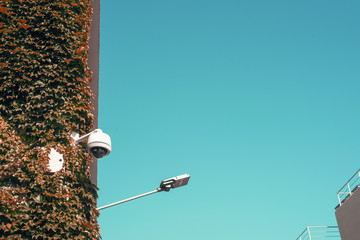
[71, 129, 100, 144]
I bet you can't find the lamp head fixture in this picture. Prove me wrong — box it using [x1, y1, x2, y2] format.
[159, 174, 191, 192]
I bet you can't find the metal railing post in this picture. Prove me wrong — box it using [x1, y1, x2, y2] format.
[307, 227, 312, 240]
[348, 183, 352, 196]
[337, 194, 342, 206]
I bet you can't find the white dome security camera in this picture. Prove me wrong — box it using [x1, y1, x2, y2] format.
[71, 129, 112, 159]
[87, 129, 111, 159]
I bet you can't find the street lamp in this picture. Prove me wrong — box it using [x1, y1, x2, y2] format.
[97, 174, 191, 211]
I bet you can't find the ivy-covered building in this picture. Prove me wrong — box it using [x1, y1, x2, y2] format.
[0, 0, 101, 238]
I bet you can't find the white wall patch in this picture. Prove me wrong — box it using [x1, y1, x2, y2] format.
[47, 148, 64, 173]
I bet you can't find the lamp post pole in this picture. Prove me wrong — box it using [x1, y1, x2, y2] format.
[97, 189, 160, 211]
[97, 174, 191, 211]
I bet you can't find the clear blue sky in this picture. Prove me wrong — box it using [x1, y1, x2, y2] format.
[96, 1, 360, 239]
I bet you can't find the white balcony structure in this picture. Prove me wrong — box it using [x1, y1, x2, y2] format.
[296, 226, 340, 240]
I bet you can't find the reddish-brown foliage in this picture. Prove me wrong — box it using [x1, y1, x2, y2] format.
[0, 0, 100, 239]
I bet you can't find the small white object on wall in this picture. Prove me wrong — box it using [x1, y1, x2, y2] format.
[47, 148, 64, 173]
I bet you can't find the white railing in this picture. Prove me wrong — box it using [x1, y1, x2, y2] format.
[337, 169, 360, 206]
[296, 226, 340, 240]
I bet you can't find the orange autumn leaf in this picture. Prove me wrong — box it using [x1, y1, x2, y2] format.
[0, 6, 9, 13]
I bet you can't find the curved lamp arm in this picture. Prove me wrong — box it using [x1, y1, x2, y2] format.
[97, 174, 190, 211]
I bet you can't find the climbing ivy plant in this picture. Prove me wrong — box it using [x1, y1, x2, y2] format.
[0, 0, 100, 239]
